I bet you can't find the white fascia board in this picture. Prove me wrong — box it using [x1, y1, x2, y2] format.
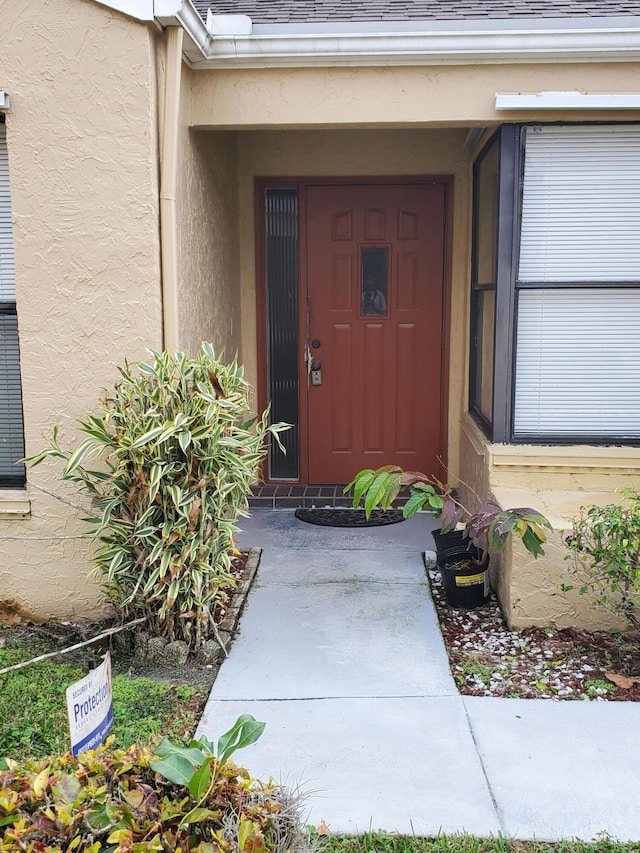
[496, 91, 640, 110]
[188, 22, 640, 69]
[154, 0, 211, 63]
[93, 0, 155, 20]
[0, 92, 10, 110]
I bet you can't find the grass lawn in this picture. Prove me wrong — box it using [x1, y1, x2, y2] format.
[0, 637, 204, 761]
[327, 834, 640, 853]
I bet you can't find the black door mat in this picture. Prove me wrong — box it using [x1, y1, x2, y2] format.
[294, 507, 405, 527]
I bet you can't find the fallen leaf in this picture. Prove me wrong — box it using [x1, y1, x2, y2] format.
[605, 672, 640, 689]
[317, 820, 331, 837]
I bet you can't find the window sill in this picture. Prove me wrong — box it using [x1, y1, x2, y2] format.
[0, 490, 31, 519]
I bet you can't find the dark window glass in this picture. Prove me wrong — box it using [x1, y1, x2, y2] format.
[476, 143, 499, 286]
[361, 247, 388, 316]
[469, 134, 499, 429]
[470, 288, 495, 424]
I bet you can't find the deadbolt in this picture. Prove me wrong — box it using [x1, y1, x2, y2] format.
[311, 339, 321, 349]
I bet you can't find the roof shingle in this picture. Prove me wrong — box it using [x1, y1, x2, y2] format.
[195, 0, 640, 24]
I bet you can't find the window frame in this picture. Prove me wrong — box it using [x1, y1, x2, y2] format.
[0, 115, 26, 488]
[469, 124, 519, 443]
[470, 120, 640, 447]
[510, 122, 640, 445]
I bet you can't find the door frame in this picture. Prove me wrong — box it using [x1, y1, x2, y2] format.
[255, 175, 454, 485]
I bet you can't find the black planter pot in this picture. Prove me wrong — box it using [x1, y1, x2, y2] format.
[431, 528, 467, 559]
[431, 528, 489, 609]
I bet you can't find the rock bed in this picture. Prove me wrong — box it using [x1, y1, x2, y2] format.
[427, 567, 640, 701]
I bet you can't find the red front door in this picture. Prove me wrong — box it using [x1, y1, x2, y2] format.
[306, 183, 446, 484]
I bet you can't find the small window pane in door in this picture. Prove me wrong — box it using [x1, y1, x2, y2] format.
[361, 247, 388, 316]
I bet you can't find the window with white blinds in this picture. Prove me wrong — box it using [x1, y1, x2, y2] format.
[519, 125, 640, 283]
[515, 289, 640, 438]
[0, 120, 25, 485]
[514, 124, 640, 441]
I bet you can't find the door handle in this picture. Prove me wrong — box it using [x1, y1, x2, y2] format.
[310, 358, 322, 386]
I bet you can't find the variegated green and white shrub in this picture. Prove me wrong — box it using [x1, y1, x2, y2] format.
[26, 344, 287, 649]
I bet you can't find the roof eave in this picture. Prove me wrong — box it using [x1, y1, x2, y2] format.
[95, 3, 640, 69]
[92, 0, 211, 64]
[188, 24, 640, 69]
[154, 0, 211, 64]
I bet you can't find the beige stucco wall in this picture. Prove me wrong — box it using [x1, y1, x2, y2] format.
[191, 63, 640, 129]
[175, 69, 242, 359]
[235, 127, 472, 471]
[0, 0, 162, 621]
[3, 14, 639, 629]
[458, 415, 640, 630]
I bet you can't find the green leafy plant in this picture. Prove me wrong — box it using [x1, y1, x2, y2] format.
[347, 465, 551, 558]
[0, 731, 314, 853]
[25, 345, 288, 649]
[563, 487, 640, 632]
[584, 679, 616, 698]
[150, 714, 266, 827]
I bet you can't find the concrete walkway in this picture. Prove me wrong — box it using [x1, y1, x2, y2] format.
[197, 510, 640, 842]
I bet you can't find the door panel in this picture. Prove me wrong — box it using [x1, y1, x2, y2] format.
[306, 183, 446, 484]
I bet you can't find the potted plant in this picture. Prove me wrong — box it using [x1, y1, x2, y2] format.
[346, 465, 551, 608]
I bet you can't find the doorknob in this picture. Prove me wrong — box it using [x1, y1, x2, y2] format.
[310, 359, 322, 386]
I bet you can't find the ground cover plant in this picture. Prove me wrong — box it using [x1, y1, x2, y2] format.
[326, 833, 640, 853]
[25, 345, 287, 650]
[0, 718, 315, 853]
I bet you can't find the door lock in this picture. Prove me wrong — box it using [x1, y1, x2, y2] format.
[310, 358, 322, 385]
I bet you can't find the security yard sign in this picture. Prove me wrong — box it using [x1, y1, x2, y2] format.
[66, 651, 114, 758]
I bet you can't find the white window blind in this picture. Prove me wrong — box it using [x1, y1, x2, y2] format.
[519, 125, 640, 282]
[514, 289, 640, 438]
[0, 120, 25, 484]
[0, 123, 16, 301]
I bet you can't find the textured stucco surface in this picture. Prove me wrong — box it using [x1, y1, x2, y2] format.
[176, 69, 241, 359]
[458, 416, 640, 629]
[3, 8, 640, 626]
[0, 0, 162, 620]
[190, 63, 640, 129]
